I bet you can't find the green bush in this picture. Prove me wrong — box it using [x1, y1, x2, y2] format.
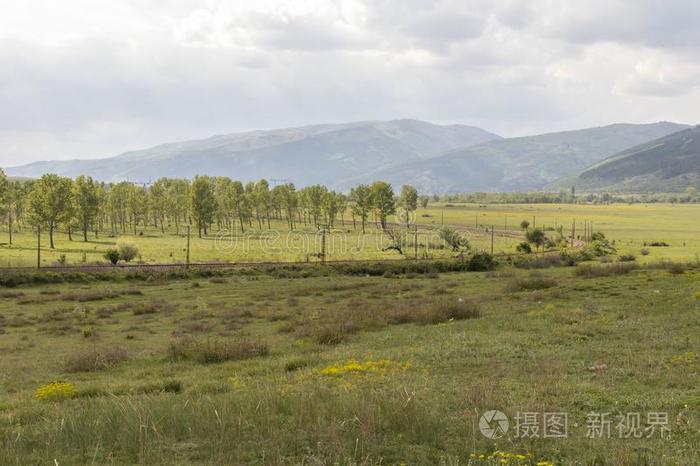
[104, 249, 120, 265]
[116, 240, 139, 263]
[516, 242, 532, 254]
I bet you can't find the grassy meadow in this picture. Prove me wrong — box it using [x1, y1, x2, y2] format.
[0, 262, 698, 464]
[2, 202, 700, 267]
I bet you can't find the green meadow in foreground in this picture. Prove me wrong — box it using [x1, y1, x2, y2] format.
[0, 261, 698, 465]
[3, 202, 700, 267]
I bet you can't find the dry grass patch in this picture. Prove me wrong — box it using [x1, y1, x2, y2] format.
[64, 346, 129, 372]
[575, 263, 637, 278]
[131, 299, 176, 315]
[167, 336, 269, 363]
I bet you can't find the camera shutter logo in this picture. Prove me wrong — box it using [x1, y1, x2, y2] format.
[479, 410, 509, 439]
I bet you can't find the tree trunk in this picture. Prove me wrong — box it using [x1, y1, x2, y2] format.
[83, 222, 88, 242]
[49, 223, 55, 249]
[68, 226, 72, 241]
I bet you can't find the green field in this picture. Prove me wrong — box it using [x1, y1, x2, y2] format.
[2, 203, 699, 268]
[0, 262, 698, 464]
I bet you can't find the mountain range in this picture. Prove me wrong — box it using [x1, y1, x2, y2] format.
[5, 120, 500, 187]
[4, 119, 694, 193]
[570, 125, 700, 192]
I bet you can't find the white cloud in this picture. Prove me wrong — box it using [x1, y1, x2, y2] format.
[0, 0, 699, 166]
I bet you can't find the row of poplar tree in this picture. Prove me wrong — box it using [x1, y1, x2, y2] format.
[0, 169, 420, 249]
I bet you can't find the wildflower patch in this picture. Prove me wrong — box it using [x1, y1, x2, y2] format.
[319, 359, 411, 377]
[35, 381, 77, 401]
[468, 451, 554, 466]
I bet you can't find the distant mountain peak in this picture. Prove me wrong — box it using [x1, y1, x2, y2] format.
[5, 119, 501, 185]
[570, 125, 700, 192]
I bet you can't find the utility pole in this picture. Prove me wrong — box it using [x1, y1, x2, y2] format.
[413, 226, 418, 259]
[320, 226, 327, 263]
[36, 226, 41, 269]
[571, 219, 576, 247]
[532, 215, 536, 228]
[490, 225, 494, 255]
[186, 225, 191, 269]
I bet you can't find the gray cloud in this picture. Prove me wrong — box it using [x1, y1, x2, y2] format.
[0, 0, 699, 167]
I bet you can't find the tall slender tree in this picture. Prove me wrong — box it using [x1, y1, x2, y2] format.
[399, 185, 418, 229]
[190, 176, 216, 237]
[73, 175, 99, 241]
[27, 174, 73, 249]
[370, 181, 395, 230]
[350, 184, 372, 233]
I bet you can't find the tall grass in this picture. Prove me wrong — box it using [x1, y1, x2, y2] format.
[0, 381, 445, 465]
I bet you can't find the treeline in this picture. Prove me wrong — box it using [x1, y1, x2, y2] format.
[436, 188, 700, 204]
[0, 169, 420, 249]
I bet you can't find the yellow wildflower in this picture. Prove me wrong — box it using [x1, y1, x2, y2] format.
[35, 382, 76, 401]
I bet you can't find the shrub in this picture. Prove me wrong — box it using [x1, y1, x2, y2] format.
[525, 228, 546, 250]
[434, 297, 481, 320]
[311, 321, 360, 345]
[649, 241, 670, 247]
[168, 337, 269, 363]
[104, 249, 120, 265]
[668, 263, 686, 275]
[516, 242, 532, 254]
[116, 240, 139, 263]
[390, 297, 481, 325]
[132, 299, 175, 315]
[466, 252, 496, 271]
[640, 248, 650, 256]
[618, 253, 637, 262]
[439, 228, 471, 252]
[64, 347, 128, 372]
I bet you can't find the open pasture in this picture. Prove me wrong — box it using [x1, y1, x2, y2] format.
[423, 203, 700, 262]
[0, 262, 698, 464]
[2, 203, 699, 268]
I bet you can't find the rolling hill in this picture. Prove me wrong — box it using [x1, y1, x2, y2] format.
[5, 120, 690, 193]
[4, 120, 501, 185]
[342, 122, 689, 193]
[571, 125, 700, 192]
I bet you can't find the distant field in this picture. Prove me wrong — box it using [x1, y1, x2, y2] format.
[0, 263, 698, 464]
[422, 203, 700, 262]
[1, 203, 699, 267]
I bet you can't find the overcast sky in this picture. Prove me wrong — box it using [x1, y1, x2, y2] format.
[1, 0, 699, 167]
